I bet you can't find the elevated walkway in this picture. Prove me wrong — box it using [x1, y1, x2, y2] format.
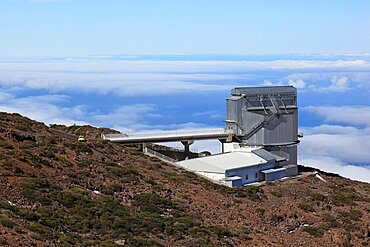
[102, 128, 233, 144]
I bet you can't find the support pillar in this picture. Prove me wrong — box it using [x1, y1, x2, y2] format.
[219, 138, 227, 153]
[181, 140, 194, 160]
[141, 143, 146, 153]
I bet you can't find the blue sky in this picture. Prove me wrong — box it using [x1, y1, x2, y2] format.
[1, 0, 370, 56]
[0, 0, 370, 182]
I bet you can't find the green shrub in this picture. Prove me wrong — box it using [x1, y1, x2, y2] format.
[36, 207, 67, 229]
[0, 141, 14, 149]
[270, 189, 282, 197]
[349, 209, 363, 221]
[298, 203, 315, 212]
[102, 184, 122, 195]
[77, 159, 93, 168]
[40, 150, 57, 159]
[166, 217, 201, 236]
[0, 237, 6, 245]
[30, 154, 50, 168]
[15, 208, 40, 222]
[0, 215, 17, 228]
[106, 164, 139, 179]
[124, 212, 166, 235]
[331, 187, 357, 206]
[21, 178, 56, 202]
[212, 225, 233, 238]
[14, 166, 24, 174]
[233, 226, 252, 240]
[144, 177, 157, 186]
[66, 142, 93, 154]
[67, 172, 77, 178]
[321, 213, 339, 228]
[26, 223, 53, 239]
[235, 186, 264, 201]
[303, 226, 323, 237]
[188, 226, 212, 240]
[256, 207, 266, 215]
[134, 193, 173, 214]
[338, 209, 363, 222]
[310, 193, 326, 202]
[129, 236, 163, 247]
[0, 200, 14, 210]
[2, 160, 13, 168]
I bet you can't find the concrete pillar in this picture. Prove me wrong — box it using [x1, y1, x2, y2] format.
[181, 140, 194, 160]
[141, 143, 146, 153]
[219, 138, 227, 153]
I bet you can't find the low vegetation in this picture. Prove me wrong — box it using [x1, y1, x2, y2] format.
[0, 112, 369, 247]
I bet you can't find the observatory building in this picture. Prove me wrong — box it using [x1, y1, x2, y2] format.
[103, 86, 301, 187]
[178, 86, 300, 187]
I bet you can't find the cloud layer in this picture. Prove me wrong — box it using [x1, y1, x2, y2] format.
[1, 58, 370, 96]
[299, 104, 370, 182]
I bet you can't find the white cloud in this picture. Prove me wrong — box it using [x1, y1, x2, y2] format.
[285, 72, 370, 92]
[0, 92, 14, 102]
[299, 106, 370, 181]
[0, 94, 87, 126]
[299, 123, 370, 182]
[304, 105, 370, 126]
[260, 80, 286, 87]
[328, 76, 350, 92]
[299, 127, 370, 165]
[299, 155, 370, 183]
[288, 79, 306, 88]
[193, 110, 224, 120]
[301, 124, 362, 135]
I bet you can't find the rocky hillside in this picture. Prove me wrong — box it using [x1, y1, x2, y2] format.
[0, 112, 369, 247]
[49, 124, 120, 140]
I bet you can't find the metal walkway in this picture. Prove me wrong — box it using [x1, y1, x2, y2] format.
[102, 128, 233, 144]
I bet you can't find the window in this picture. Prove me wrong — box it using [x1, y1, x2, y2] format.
[245, 174, 248, 180]
[255, 173, 258, 178]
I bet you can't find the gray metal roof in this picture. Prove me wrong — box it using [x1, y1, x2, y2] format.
[252, 149, 286, 162]
[227, 95, 243, 101]
[232, 86, 296, 96]
[261, 167, 287, 174]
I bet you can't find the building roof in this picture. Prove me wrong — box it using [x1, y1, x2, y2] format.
[252, 149, 286, 162]
[177, 151, 267, 173]
[231, 86, 296, 96]
[223, 176, 242, 181]
[261, 167, 287, 174]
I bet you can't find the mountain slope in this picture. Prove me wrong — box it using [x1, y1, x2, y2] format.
[0, 112, 369, 247]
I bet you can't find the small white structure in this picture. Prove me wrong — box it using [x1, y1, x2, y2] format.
[177, 145, 297, 187]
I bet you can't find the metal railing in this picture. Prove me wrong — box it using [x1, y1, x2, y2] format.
[144, 147, 177, 164]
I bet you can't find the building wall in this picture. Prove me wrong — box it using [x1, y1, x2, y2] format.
[224, 179, 243, 188]
[267, 145, 297, 166]
[226, 96, 244, 135]
[196, 171, 226, 181]
[226, 86, 298, 146]
[225, 161, 276, 184]
[265, 169, 287, 182]
[285, 165, 298, 177]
